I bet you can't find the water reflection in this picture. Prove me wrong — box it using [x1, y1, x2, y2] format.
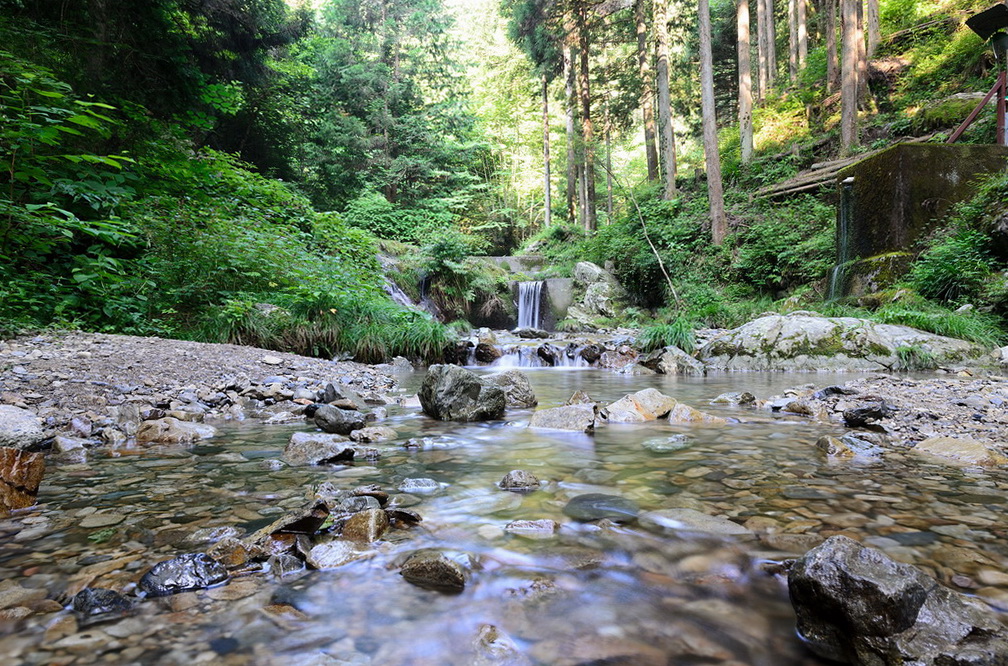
[1, 370, 1005, 665]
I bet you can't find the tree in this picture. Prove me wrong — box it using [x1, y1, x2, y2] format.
[575, 1, 598, 231]
[797, 0, 807, 67]
[698, 0, 726, 244]
[866, 0, 879, 58]
[789, 0, 798, 81]
[840, 0, 859, 151]
[823, 0, 839, 91]
[738, 0, 754, 164]
[654, 0, 677, 198]
[635, 0, 659, 181]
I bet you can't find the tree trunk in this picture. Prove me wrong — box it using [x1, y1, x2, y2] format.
[840, 0, 859, 151]
[856, 0, 868, 107]
[788, 0, 798, 82]
[563, 41, 578, 223]
[635, 0, 659, 181]
[797, 0, 807, 66]
[542, 74, 551, 228]
[699, 0, 727, 244]
[605, 125, 613, 220]
[576, 3, 597, 232]
[766, 0, 777, 90]
[738, 0, 754, 163]
[756, 0, 768, 98]
[825, 0, 839, 91]
[654, 0, 677, 198]
[866, 0, 879, 57]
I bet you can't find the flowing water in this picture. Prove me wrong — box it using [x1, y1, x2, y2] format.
[2, 369, 1008, 665]
[516, 281, 544, 330]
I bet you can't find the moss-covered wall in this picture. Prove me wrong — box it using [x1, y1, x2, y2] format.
[838, 144, 1008, 265]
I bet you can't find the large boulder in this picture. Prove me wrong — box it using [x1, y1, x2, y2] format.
[483, 370, 538, 408]
[0, 447, 45, 512]
[566, 261, 627, 327]
[0, 406, 45, 450]
[419, 365, 506, 422]
[136, 417, 216, 445]
[700, 312, 985, 372]
[788, 535, 1008, 664]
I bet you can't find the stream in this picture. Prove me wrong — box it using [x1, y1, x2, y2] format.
[2, 368, 1007, 665]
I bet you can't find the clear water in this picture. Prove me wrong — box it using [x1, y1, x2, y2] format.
[2, 369, 1006, 665]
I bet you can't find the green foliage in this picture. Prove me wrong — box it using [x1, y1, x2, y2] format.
[907, 228, 993, 304]
[636, 318, 697, 353]
[894, 344, 938, 371]
[875, 303, 1005, 346]
[732, 196, 835, 293]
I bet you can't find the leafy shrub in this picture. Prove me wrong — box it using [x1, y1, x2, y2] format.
[875, 303, 1004, 346]
[907, 229, 992, 304]
[637, 318, 697, 353]
[894, 344, 938, 371]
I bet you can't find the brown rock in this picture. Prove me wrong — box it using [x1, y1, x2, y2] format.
[341, 509, 389, 542]
[0, 447, 45, 512]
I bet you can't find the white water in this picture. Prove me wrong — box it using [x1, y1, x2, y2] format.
[516, 280, 543, 329]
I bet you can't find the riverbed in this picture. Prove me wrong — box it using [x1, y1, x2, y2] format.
[1, 368, 1007, 665]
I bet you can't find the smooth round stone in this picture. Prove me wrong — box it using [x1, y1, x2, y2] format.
[642, 435, 691, 452]
[562, 493, 639, 523]
[498, 469, 540, 491]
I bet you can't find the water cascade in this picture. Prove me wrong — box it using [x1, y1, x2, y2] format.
[828, 177, 855, 300]
[517, 280, 545, 329]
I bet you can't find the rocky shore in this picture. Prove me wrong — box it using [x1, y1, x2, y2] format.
[0, 331, 400, 449]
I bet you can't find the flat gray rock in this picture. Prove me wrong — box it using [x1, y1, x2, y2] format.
[0, 406, 44, 450]
[639, 508, 752, 536]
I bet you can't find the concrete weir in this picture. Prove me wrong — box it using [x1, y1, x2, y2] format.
[831, 143, 1008, 298]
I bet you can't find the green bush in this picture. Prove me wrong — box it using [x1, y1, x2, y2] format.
[637, 318, 697, 353]
[907, 228, 993, 304]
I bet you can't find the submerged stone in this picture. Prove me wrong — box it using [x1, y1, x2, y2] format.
[498, 469, 540, 492]
[138, 553, 229, 597]
[562, 493, 638, 523]
[400, 550, 470, 592]
[72, 588, 133, 618]
[641, 434, 691, 453]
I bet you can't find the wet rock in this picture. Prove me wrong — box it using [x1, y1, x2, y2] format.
[666, 403, 728, 424]
[474, 342, 502, 363]
[0, 447, 45, 512]
[483, 370, 537, 408]
[913, 436, 1008, 466]
[536, 344, 558, 365]
[349, 426, 397, 443]
[498, 469, 540, 492]
[639, 509, 752, 536]
[843, 402, 894, 428]
[313, 405, 365, 435]
[0, 405, 45, 450]
[602, 388, 677, 423]
[565, 390, 593, 405]
[789, 535, 1008, 665]
[135, 417, 216, 445]
[400, 550, 470, 592]
[528, 403, 597, 432]
[419, 364, 506, 422]
[138, 553, 229, 597]
[306, 540, 369, 569]
[207, 538, 254, 568]
[816, 436, 852, 457]
[473, 624, 529, 666]
[642, 434, 691, 452]
[267, 553, 305, 577]
[53, 435, 87, 453]
[640, 346, 705, 375]
[513, 327, 549, 339]
[387, 508, 423, 526]
[562, 493, 638, 523]
[579, 344, 603, 364]
[813, 385, 859, 400]
[397, 478, 441, 494]
[246, 499, 330, 550]
[504, 519, 558, 538]
[282, 431, 355, 466]
[71, 588, 132, 618]
[341, 509, 389, 542]
[710, 391, 757, 406]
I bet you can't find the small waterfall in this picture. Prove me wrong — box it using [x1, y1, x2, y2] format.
[383, 278, 413, 307]
[828, 177, 855, 300]
[517, 281, 544, 329]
